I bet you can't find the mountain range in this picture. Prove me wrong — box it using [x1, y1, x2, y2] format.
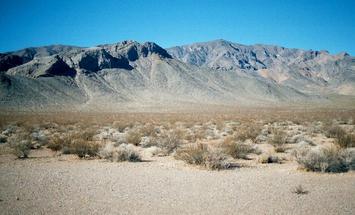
[1, 39, 354, 111]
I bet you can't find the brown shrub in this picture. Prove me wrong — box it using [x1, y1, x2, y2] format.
[157, 130, 183, 154]
[269, 130, 287, 153]
[175, 143, 230, 170]
[235, 125, 261, 142]
[326, 125, 346, 138]
[325, 125, 355, 148]
[47, 132, 99, 158]
[99, 143, 141, 162]
[126, 129, 143, 145]
[223, 137, 256, 159]
[8, 131, 32, 158]
[62, 138, 99, 158]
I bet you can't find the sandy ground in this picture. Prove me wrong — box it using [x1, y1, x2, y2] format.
[0, 151, 354, 215]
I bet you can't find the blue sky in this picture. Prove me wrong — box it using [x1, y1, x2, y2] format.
[1, 0, 354, 54]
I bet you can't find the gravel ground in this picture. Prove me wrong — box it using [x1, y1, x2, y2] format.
[0, 153, 354, 215]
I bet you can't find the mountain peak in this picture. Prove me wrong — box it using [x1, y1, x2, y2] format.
[99, 40, 172, 61]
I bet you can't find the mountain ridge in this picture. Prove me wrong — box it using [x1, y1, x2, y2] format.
[1, 39, 354, 111]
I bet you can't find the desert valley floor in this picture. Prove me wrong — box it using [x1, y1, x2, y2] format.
[0, 109, 354, 214]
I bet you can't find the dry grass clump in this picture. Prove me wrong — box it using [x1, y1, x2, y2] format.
[222, 136, 257, 159]
[175, 143, 230, 170]
[293, 146, 354, 173]
[99, 143, 141, 162]
[269, 130, 287, 153]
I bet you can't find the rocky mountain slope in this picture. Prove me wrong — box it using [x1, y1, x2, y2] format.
[168, 39, 355, 96]
[0, 40, 354, 111]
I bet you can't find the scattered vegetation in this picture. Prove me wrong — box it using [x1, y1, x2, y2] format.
[1, 109, 355, 172]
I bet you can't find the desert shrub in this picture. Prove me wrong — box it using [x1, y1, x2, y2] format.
[293, 146, 354, 173]
[77, 128, 96, 141]
[325, 125, 346, 138]
[325, 125, 355, 148]
[223, 137, 256, 159]
[336, 133, 355, 148]
[140, 123, 158, 137]
[47, 134, 66, 151]
[112, 121, 134, 132]
[0, 134, 7, 143]
[63, 139, 99, 158]
[258, 154, 281, 164]
[204, 149, 231, 170]
[47, 133, 99, 158]
[292, 185, 308, 195]
[8, 132, 32, 158]
[99, 143, 141, 162]
[11, 140, 32, 158]
[269, 130, 287, 153]
[175, 143, 207, 165]
[157, 130, 183, 154]
[175, 143, 230, 170]
[126, 129, 143, 145]
[30, 130, 48, 146]
[236, 125, 261, 142]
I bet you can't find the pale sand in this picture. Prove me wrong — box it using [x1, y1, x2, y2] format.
[0, 153, 354, 215]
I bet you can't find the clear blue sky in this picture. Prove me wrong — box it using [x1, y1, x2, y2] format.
[1, 0, 354, 54]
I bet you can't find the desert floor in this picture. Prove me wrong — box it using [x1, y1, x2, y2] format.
[0, 149, 354, 215]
